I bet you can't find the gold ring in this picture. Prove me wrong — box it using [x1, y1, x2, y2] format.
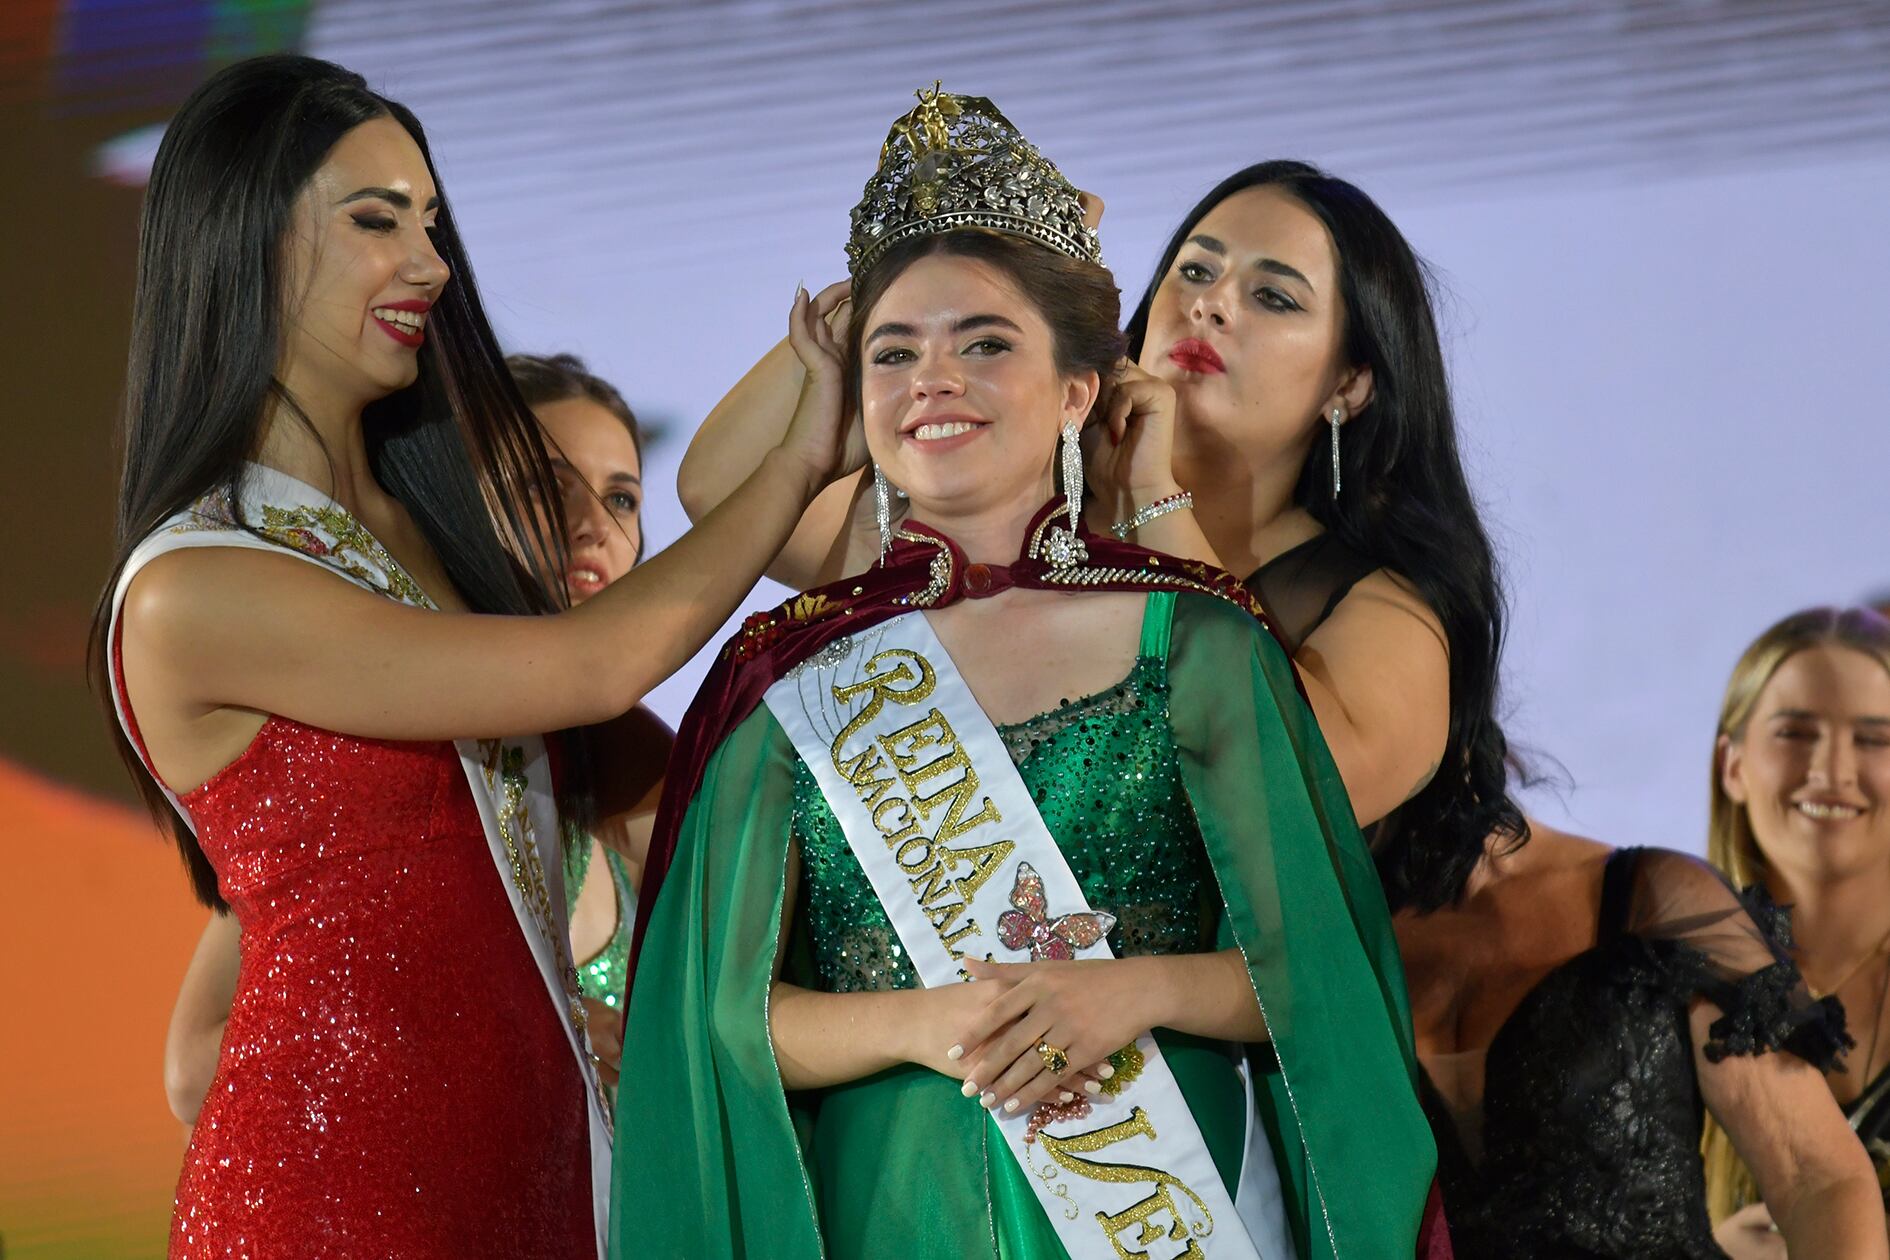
[1036, 1041, 1070, 1075]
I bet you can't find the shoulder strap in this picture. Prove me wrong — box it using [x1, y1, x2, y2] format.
[1598, 846, 1640, 941]
[1246, 532, 1378, 655]
[1139, 589, 1176, 660]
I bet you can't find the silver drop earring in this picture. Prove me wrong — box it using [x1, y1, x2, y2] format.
[1060, 420, 1084, 533]
[873, 463, 895, 563]
[1045, 420, 1088, 569]
[1328, 407, 1344, 498]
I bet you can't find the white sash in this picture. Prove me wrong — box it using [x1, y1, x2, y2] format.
[765, 610, 1290, 1259]
[106, 464, 611, 1256]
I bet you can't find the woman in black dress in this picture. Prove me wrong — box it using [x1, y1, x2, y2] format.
[1396, 823, 1879, 1258]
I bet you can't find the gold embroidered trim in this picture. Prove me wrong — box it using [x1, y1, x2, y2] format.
[1036, 561, 1247, 612]
[482, 738, 614, 1137]
[171, 486, 434, 609]
[893, 529, 953, 607]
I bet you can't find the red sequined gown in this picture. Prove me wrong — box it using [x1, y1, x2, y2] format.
[137, 703, 594, 1256]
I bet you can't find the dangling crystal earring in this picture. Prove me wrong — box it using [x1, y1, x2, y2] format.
[1060, 420, 1084, 532]
[1328, 407, 1344, 498]
[1045, 420, 1088, 569]
[873, 463, 895, 563]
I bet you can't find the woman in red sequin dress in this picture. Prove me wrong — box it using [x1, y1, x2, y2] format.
[90, 56, 851, 1258]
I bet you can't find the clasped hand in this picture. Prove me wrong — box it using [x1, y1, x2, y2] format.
[933, 956, 1158, 1117]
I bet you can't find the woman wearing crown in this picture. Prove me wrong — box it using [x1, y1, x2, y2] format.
[612, 90, 1438, 1260]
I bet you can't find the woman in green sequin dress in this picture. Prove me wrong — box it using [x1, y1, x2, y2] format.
[613, 89, 1436, 1260]
[788, 599, 1265, 1255]
[515, 352, 659, 1081]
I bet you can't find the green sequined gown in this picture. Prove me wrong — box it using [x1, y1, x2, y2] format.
[612, 590, 1437, 1260]
[787, 597, 1247, 1258]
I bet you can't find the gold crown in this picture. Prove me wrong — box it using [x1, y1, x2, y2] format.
[846, 83, 1101, 278]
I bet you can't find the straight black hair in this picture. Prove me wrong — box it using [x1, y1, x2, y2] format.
[1128, 160, 1525, 911]
[89, 54, 582, 908]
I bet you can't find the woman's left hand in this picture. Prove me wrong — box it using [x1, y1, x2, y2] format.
[953, 956, 1158, 1117]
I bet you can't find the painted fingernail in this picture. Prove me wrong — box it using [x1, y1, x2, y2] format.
[1098, 1064, 1115, 1079]
[980, 1091, 997, 1108]
[946, 1044, 964, 1061]
[1084, 1080, 1102, 1095]
[1059, 1091, 1076, 1103]
[1003, 1098, 1021, 1113]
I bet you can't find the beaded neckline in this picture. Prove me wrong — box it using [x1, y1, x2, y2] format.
[997, 656, 1162, 767]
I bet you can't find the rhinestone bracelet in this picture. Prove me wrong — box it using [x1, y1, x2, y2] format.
[1110, 491, 1194, 541]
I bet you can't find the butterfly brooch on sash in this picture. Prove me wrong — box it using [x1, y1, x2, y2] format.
[996, 862, 1117, 962]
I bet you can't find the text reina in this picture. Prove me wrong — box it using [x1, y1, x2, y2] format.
[828, 648, 1015, 960]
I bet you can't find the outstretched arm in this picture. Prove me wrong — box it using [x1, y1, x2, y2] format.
[123, 290, 859, 760]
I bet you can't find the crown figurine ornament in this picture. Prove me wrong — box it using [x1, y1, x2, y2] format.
[846, 83, 1102, 278]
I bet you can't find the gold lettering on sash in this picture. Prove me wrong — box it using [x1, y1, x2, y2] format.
[940, 920, 981, 950]
[871, 796, 914, 835]
[826, 647, 1024, 963]
[831, 648, 936, 753]
[882, 710, 954, 774]
[893, 835, 934, 872]
[935, 837, 1014, 900]
[1035, 1107, 1213, 1260]
[908, 857, 954, 904]
[836, 743, 896, 810]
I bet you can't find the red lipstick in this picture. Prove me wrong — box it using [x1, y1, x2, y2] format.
[370, 299, 431, 349]
[1167, 338, 1225, 375]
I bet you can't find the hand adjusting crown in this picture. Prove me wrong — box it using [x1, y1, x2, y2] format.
[846, 82, 1101, 278]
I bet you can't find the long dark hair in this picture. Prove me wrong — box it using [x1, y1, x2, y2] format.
[89, 55, 579, 908]
[1128, 160, 1523, 912]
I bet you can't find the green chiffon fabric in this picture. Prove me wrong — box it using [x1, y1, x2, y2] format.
[611, 592, 1434, 1259]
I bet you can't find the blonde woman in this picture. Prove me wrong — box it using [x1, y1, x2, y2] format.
[1705, 607, 1890, 1259]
